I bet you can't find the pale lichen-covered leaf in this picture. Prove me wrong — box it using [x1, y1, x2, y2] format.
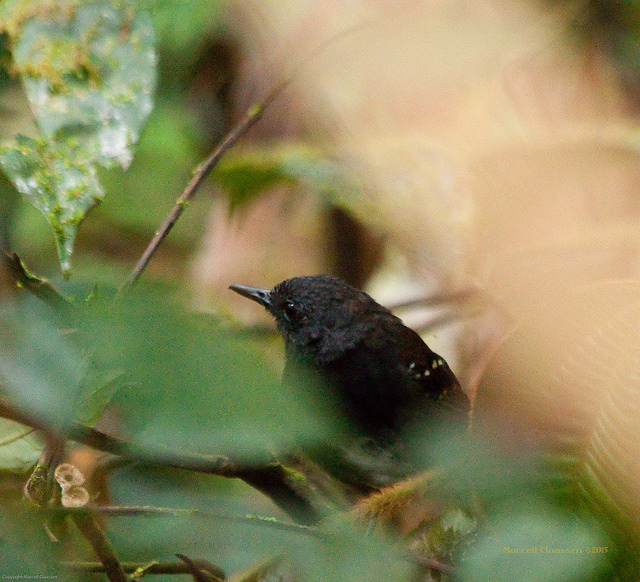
[11, 1, 156, 168]
[0, 135, 103, 274]
[0, 1, 156, 274]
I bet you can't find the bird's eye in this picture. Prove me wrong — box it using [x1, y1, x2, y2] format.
[283, 301, 299, 322]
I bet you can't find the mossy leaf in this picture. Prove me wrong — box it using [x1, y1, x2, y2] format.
[0, 135, 103, 275]
[11, 1, 156, 169]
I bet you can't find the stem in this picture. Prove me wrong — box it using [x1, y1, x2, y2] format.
[72, 509, 128, 582]
[62, 561, 206, 576]
[3, 251, 70, 311]
[117, 21, 367, 295]
[79, 505, 317, 536]
[175, 554, 225, 582]
[118, 86, 285, 296]
[0, 399, 321, 525]
[69, 422, 322, 525]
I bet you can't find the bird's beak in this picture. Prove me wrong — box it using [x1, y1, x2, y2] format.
[229, 284, 272, 309]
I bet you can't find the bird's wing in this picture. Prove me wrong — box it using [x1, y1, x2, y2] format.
[320, 321, 466, 438]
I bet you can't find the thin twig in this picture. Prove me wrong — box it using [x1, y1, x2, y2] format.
[78, 504, 318, 536]
[410, 554, 454, 575]
[71, 509, 128, 582]
[0, 399, 321, 525]
[118, 86, 285, 296]
[175, 554, 226, 582]
[62, 560, 209, 576]
[118, 22, 369, 295]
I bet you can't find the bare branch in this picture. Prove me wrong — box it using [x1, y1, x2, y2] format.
[71, 509, 128, 582]
[118, 22, 369, 295]
[81, 505, 317, 536]
[118, 85, 285, 296]
[62, 560, 213, 576]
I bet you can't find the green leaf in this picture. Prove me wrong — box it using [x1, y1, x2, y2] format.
[11, 1, 156, 168]
[213, 144, 353, 210]
[0, 297, 87, 431]
[0, 135, 103, 274]
[107, 466, 414, 582]
[459, 499, 608, 582]
[0, 419, 42, 472]
[296, 518, 414, 582]
[152, 0, 222, 57]
[81, 289, 340, 461]
[74, 365, 125, 425]
[0, 503, 70, 580]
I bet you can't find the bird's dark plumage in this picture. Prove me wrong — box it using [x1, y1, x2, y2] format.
[230, 275, 469, 443]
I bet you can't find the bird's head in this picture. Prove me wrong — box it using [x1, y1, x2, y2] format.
[230, 275, 385, 361]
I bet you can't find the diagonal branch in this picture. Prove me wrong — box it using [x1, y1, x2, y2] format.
[71, 509, 128, 582]
[71, 422, 323, 525]
[118, 22, 368, 296]
[72, 423, 323, 525]
[0, 398, 321, 525]
[90, 426, 322, 524]
[118, 84, 286, 296]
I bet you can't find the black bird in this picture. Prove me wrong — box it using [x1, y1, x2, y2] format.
[230, 275, 469, 445]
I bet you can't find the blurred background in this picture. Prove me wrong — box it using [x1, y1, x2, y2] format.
[3, 0, 640, 578]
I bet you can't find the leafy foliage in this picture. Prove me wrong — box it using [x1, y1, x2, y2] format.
[80, 289, 340, 460]
[460, 498, 607, 582]
[0, 285, 420, 580]
[0, 296, 86, 431]
[0, 504, 68, 580]
[213, 144, 354, 211]
[0, 419, 41, 472]
[0, 0, 156, 274]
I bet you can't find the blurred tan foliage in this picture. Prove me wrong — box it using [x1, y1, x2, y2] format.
[196, 0, 637, 289]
